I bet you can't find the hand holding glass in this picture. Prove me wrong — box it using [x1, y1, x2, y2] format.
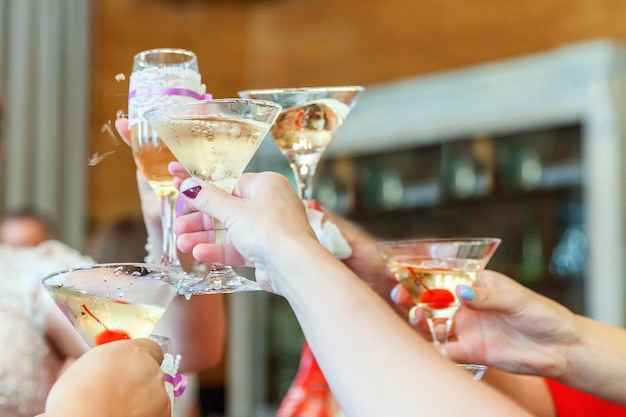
[144, 99, 282, 294]
[377, 238, 500, 358]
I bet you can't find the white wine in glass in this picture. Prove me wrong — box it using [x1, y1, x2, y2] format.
[377, 238, 500, 358]
[42, 263, 186, 347]
[144, 99, 282, 294]
[238, 86, 363, 201]
[128, 48, 209, 267]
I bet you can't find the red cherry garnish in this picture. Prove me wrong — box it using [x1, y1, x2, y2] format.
[419, 288, 455, 309]
[95, 329, 131, 345]
[81, 304, 131, 345]
[406, 267, 455, 309]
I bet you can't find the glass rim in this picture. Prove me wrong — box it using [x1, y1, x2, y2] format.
[41, 262, 184, 286]
[376, 237, 501, 248]
[238, 85, 365, 96]
[133, 47, 197, 61]
[143, 98, 283, 118]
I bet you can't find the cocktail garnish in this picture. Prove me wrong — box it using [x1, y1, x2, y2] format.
[418, 289, 455, 309]
[81, 303, 131, 345]
[407, 267, 455, 309]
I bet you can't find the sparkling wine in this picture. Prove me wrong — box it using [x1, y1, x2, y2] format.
[152, 115, 270, 192]
[389, 260, 478, 306]
[270, 99, 350, 166]
[48, 286, 175, 346]
[131, 122, 178, 198]
[391, 262, 477, 322]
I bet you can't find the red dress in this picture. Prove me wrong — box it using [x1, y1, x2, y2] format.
[279, 341, 626, 417]
[545, 379, 626, 416]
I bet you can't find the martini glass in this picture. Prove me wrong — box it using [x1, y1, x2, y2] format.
[238, 86, 364, 201]
[42, 263, 186, 347]
[377, 238, 500, 358]
[128, 48, 209, 267]
[144, 99, 282, 294]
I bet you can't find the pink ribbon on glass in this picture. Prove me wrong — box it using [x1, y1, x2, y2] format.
[129, 87, 212, 100]
[164, 373, 189, 398]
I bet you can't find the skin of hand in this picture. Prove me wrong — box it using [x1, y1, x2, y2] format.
[41, 339, 170, 417]
[173, 172, 319, 294]
[173, 173, 535, 417]
[447, 270, 580, 376]
[311, 208, 397, 304]
[114, 118, 225, 373]
[391, 281, 558, 416]
[450, 270, 626, 405]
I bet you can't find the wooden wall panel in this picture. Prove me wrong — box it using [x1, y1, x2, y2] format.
[88, 0, 626, 231]
[88, 0, 248, 229]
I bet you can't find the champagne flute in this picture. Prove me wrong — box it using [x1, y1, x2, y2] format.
[377, 238, 500, 358]
[238, 86, 363, 201]
[128, 48, 209, 267]
[144, 98, 282, 294]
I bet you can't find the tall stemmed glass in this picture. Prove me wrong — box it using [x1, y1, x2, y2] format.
[238, 86, 363, 201]
[144, 99, 282, 294]
[128, 48, 209, 267]
[377, 238, 500, 358]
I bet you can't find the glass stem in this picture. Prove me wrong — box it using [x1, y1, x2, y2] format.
[212, 217, 229, 245]
[427, 317, 452, 358]
[291, 161, 319, 201]
[160, 193, 180, 267]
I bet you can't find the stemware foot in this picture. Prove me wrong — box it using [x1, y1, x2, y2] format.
[179, 266, 261, 296]
[456, 364, 487, 380]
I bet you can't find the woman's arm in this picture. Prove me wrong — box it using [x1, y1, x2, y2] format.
[449, 271, 626, 405]
[173, 172, 534, 417]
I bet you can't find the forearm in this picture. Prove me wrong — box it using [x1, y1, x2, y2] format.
[560, 315, 626, 404]
[275, 239, 532, 417]
[153, 293, 226, 373]
[482, 369, 556, 417]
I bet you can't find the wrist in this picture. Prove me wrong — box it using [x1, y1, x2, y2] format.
[557, 315, 626, 399]
[269, 234, 336, 296]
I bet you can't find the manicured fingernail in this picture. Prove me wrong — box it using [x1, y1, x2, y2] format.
[390, 286, 400, 303]
[458, 285, 475, 301]
[181, 179, 201, 199]
[408, 306, 418, 326]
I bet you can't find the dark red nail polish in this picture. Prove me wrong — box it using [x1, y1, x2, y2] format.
[182, 185, 201, 199]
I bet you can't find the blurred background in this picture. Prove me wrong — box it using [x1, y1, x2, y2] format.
[2, 0, 626, 416]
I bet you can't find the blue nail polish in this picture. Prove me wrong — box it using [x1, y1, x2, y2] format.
[458, 285, 475, 301]
[390, 285, 400, 303]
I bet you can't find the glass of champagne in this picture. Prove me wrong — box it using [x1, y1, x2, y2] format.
[128, 48, 209, 267]
[144, 98, 282, 294]
[238, 86, 364, 201]
[377, 238, 500, 358]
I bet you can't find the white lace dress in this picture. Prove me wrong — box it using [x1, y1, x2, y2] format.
[0, 241, 93, 417]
